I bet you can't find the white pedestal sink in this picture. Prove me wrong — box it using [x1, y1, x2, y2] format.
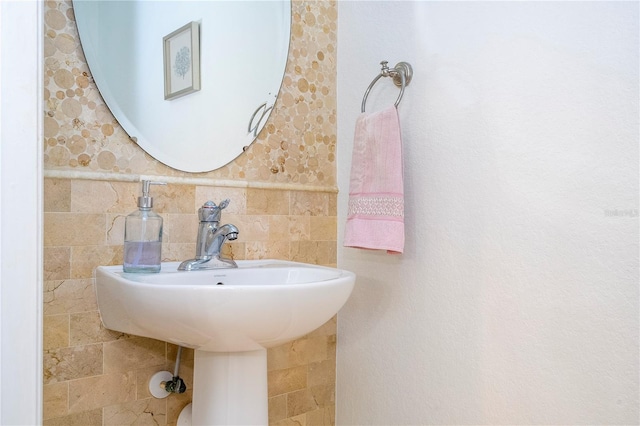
[94, 260, 355, 425]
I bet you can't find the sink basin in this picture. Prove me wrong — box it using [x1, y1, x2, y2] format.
[95, 260, 355, 352]
[95, 259, 355, 425]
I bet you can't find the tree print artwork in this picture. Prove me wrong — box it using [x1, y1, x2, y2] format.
[174, 46, 191, 79]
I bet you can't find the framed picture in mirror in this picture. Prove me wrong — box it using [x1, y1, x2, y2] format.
[163, 21, 201, 100]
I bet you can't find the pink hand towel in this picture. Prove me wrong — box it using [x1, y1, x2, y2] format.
[344, 105, 404, 254]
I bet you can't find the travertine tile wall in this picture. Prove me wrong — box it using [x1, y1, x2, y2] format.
[43, 1, 339, 425]
[43, 181, 338, 425]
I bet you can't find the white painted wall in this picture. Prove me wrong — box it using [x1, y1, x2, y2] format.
[0, 1, 43, 424]
[336, 2, 638, 424]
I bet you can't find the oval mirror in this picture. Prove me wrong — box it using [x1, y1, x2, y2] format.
[73, 0, 291, 173]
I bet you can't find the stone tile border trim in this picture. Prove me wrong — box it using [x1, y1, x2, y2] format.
[44, 170, 338, 194]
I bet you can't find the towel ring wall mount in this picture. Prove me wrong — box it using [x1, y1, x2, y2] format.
[361, 60, 413, 113]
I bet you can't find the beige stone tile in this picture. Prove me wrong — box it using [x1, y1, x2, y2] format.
[289, 241, 317, 264]
[319, 241, 337, 265]
[268, 365, 307, 397]
[247, 188, 290, 215]
[290, 241, 336, 266]
[270, 216, 310, 241]
[195, 186, 247, 214]
[43, 344, 103, 384]
[312, 384, 335, 408]
[44, 178, 71, 212]
[290, 192, 330, 216]
[305, 406, 335, 426]
[70, 310, 126, 345]
[309, 216, 336, 241]
[268, 216, 291, 241]
[327, 335, 337, 361]
[70, 245, 122, 279]
[272, 413, 306, 426]
[44, 213, 106, 247]
[286, 388, 318, 419]
[307, 360, 335, 388]
[328, 193, 337, 216]
[44, 314, 69, 350]
[68, 371, 136, 413]
[164, 213, 198, 243]
[107, 181, 144, 213]
[300, 336, 331, 365]
[286, 385, 334, 418]
[93, 181, 143, 215]
[246, 241, 290, 260]
[43, 381, 69, 420]
[267, 336, 330, 372]
[103, 397, 167, 426]
[44, 246, 71, 281]
[43, 408, 102, 426]
[221, 241, 246, 261]
[268, 394, 287, 423]
[70, 180, 120, 213]
[268, 342, 294, 372]
[105, 213, 126, 245]
[162, 242, 196, 263]
[226, 214, 269, 242]
[268, 341, 305, 372]
[154, 184, 195, 214]
[75, 182, 143, 216]
[44, 278, 97, 315]
[104, 336, 166, 374]
[136, 366, 158, 400]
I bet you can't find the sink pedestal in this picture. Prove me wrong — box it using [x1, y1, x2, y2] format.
[192, 349, 268, 425]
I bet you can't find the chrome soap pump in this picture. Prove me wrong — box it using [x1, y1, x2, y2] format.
[123, 180, 166, 273]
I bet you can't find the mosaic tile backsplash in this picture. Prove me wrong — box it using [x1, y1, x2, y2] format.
[43, 1, 339, 425]
[44, 0, 337, 186]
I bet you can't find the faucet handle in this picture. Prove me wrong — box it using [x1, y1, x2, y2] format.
[199, 199, 230, 222]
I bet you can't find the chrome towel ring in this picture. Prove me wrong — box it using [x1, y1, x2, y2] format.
[361, 60, 413, 113]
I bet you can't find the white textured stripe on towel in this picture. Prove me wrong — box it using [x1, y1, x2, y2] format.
[347, 195, 404, 218]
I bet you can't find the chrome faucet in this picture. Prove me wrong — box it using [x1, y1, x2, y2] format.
[178, 200, 239, 271]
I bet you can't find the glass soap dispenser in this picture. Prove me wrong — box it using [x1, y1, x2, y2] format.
[123, 180, 166, 273]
